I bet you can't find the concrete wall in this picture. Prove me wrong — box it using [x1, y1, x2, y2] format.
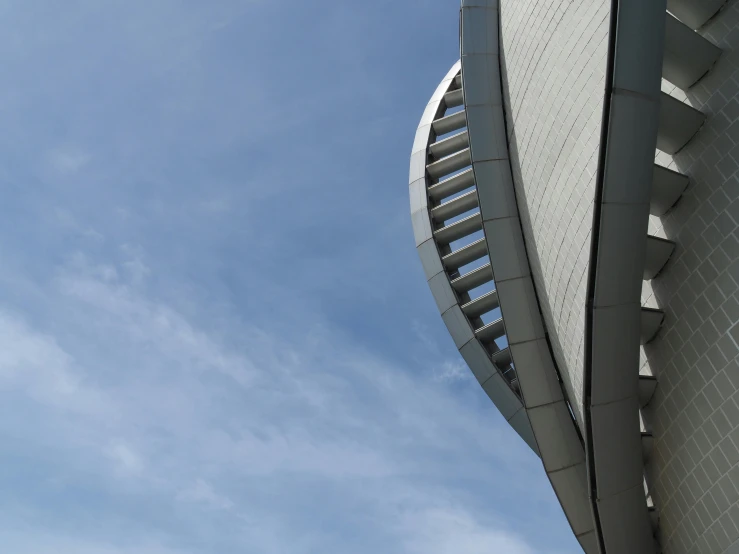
[641, 2, 739, 552]
[499, 0, 610, 427]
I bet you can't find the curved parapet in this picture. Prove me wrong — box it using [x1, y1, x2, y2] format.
[459, 1, 596, 551]
[409, 61, 537, 453]
[584, 3, 667, 552]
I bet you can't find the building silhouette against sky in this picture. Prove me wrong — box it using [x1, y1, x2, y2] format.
[409, 1, 739, 552]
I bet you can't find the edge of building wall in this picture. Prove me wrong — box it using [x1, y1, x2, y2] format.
[584, 1, 667, 552]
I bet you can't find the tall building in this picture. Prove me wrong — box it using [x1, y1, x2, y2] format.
[409, 1, 739, 553]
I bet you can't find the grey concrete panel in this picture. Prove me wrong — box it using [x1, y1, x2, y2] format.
[461, 6, 499, 55]
[409, 149, 427, 185]
[602, 92, 660, 206]
[411, 208, 433, 248]
[495, 277, 545, 345]
[418, 101, 441, 128]
[597, 484, 656, 554]
[460, 53, 502, 107]
[482, 218, 531, 282]
[591, 397, 645, 497]
[417, 239, 444, 282]
[528, 402, 585, 472]
[461, 0, 498, 7]
[612, 0, 667, 99]
[577, 532, 600, 554]
[475, 160, 517, 221]
[481, 373, 525, 420]
[663, 13, 722, 89]
[548, 463, 596, 536]
[409, 178, 427, 215]
[508, 408, 539, 454]
[427, 272, 457, 315]
[588, 5, 666, 549]
[593, 203, 651, 308]
[591, 303, 642, 406]
[441, 305, 474, 350]
[465, 104, 508, 162]
[459, 339, 496, 385]
[510, 339, 564, 408]
[412, 123, 432, 155]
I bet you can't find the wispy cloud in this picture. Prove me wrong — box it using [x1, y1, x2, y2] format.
[176, 479, 233, 511]
[106, 439, 145, 476]
[0, 1, 577, 553]
[0, 250, 562, 553]
[47, 146, 92, 174]
[400, 505, 535, 554]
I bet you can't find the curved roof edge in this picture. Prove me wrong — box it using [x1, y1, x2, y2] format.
[408, 61, 538, 453]
[459, 1, 597, 552]
[584, 1, 666, 552]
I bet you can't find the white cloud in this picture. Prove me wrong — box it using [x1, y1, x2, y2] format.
[47, 147, 92, 174]
[121, 244, 151, 285]
[106, 439, 144, 475]
[176, 479, 233, 511]
[0, 310, 107, 414]
[55, 208, 105, 242]
[433, 359, 468, 382]
[401, 505, 534, 554]
[0, 250, 564, 553]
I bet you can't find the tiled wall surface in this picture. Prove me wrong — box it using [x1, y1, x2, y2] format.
[641, 2, 739, 553]
[499, 0, 610, 428]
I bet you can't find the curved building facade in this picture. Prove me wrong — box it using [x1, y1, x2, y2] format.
[409, 1, 739, 553]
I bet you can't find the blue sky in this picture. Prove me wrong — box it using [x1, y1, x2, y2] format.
[0, 1, 578, 552]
